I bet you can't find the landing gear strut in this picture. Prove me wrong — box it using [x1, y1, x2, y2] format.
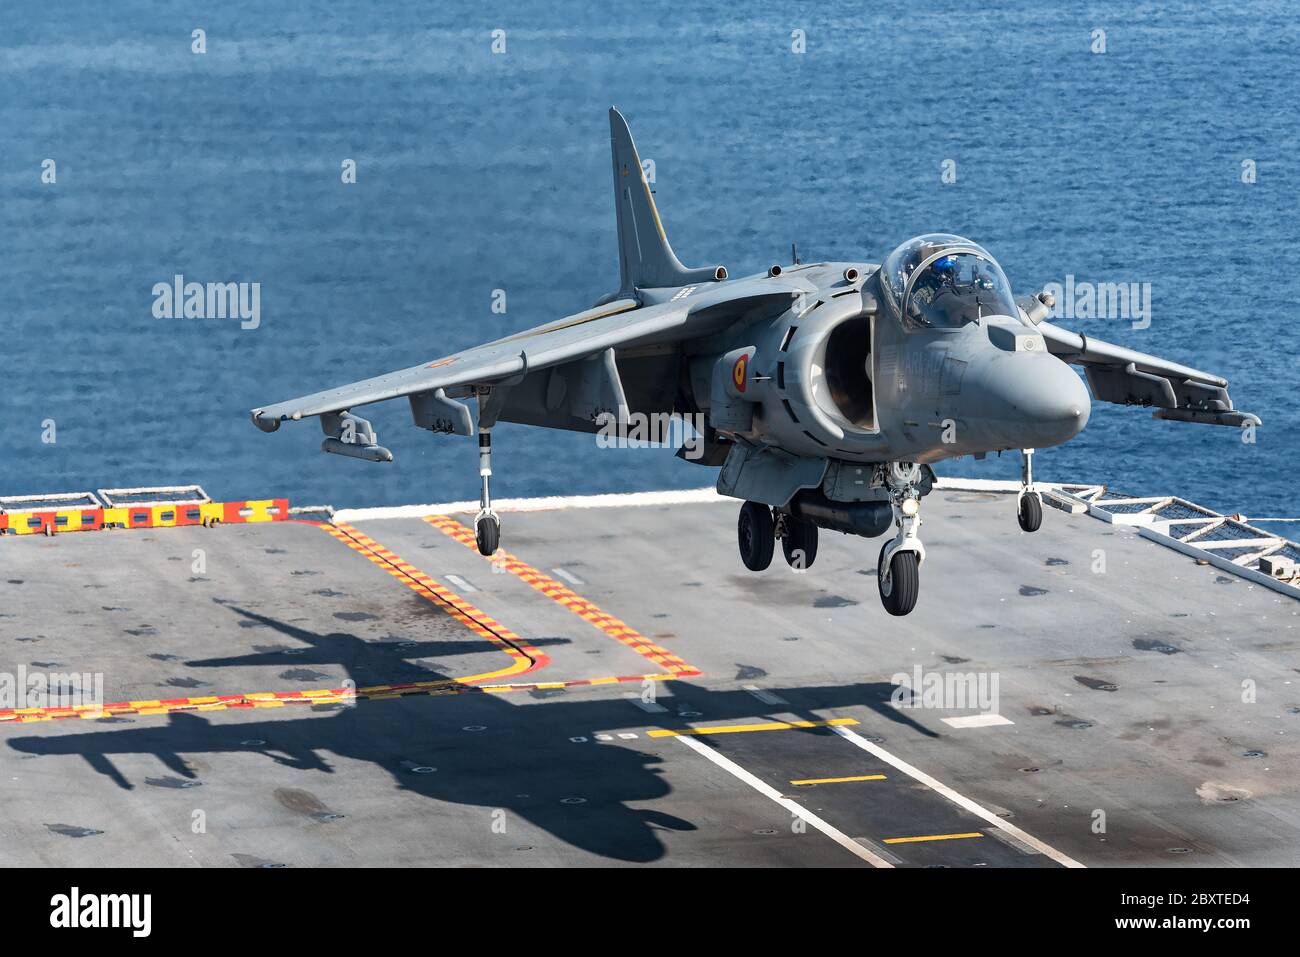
[878, 462, 925, 616]
[780, 514, 818, 570]
[1017, 448, 1042, 533]
[475, 429, 500, 556]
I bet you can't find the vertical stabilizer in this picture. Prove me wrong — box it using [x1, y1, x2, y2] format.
[609, 107, 726, 296]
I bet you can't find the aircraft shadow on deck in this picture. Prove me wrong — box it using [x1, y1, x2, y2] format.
[7, 605, 935, 863]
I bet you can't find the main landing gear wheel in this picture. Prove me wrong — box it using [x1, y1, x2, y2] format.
[878, 542, 919, 617]
[1018, 493, 1043, 533]
[475, 514, 500, 556]
[781, 516, 818, 570]
[738, 501, 775, 571]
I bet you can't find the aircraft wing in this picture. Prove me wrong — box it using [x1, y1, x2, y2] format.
[1037, 321, 1260, 427]
[251, 284, 803, 434]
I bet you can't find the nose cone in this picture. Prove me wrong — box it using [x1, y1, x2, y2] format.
[969, 353, 1091, 449]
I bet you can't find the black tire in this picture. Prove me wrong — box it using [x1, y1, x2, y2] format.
[476, 515, 500, 556]
[737, 501, 775, 571]
[1018, 492, 1043, 533]
[878, 542, 920, 616]
[781, 516, 818, 570]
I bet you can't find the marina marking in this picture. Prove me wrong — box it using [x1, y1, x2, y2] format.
[831, 725, 1085, 868]
[424, 514, 701, 677]
[789, 774, 887, 785]
[647, 718, 857, 738]
[883, 832, 984, 845]
[673, 735, 893, 868]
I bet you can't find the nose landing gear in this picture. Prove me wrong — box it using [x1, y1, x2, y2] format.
[878, 462, 926, 616]
[734, 462, 927, 616]
[1017, 448, 1043, 533]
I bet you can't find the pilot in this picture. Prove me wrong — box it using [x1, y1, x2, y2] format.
[911, 255, 956, 306]
[930, 255, 959, 287]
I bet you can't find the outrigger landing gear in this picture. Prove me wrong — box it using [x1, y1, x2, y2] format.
[475, 429, 500, 556]
[878, 462, 926, 616]
[1017, 448, 1043, 533]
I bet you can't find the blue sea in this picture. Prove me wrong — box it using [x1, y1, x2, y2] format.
[2, 1, 1296, 518]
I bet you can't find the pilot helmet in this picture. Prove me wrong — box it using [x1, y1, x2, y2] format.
[931, 255, 958, 278]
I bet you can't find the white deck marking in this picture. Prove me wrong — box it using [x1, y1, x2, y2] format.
[743, 685, 789, 706]
[623, 693, 668, 713]
[941, 713, 1015, 729]
[673, 735, 893, 868]
[443, 574, 477, 593]
[831, 725, 1084, 868]
[333, 478, 1039, 523]
[551, 567, 585, 585]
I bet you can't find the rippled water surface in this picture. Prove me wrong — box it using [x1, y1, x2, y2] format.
[3, 1, 1296, 516]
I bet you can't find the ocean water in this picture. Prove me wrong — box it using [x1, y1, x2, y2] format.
[2, 1, 1296, 517]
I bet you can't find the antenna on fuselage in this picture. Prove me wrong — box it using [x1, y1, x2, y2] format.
[791, 242, 800, 266]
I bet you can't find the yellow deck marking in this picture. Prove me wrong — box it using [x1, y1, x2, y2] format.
[647, 718, 857, 738]
[883, 832, 985, 845]
[425, 514, 700, 677]
[789, 774, 886, 785]
[1, 518, 699, 727]
[325, 522, 541, 684]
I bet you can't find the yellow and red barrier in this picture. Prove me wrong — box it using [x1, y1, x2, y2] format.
[0, 498, 288, 536]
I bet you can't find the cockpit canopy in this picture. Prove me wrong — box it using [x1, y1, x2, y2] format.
[880, 234, 1017, 330]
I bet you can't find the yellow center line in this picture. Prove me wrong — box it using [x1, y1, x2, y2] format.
[647, 718, 858, 738]
[789, 774, 887, 785]
[883, 832, 985, 845]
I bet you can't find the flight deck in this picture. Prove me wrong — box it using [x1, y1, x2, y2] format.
[1, 483, 1297, 867]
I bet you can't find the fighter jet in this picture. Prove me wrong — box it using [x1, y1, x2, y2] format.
[251, 108, 1259, 616]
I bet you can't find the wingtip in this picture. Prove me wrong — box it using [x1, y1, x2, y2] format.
[250, 409, 281, 433]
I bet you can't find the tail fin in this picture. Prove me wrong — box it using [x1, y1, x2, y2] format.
[608, 107, 726, 296]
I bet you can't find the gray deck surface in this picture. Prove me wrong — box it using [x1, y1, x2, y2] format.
[1, 490, 1296, 867]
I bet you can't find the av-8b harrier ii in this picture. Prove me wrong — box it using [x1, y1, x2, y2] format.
[252, 108, 1259, 616]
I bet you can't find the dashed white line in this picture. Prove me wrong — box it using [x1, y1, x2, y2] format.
[941, 713, 1015, 729]
[550, 567, 585, 585]
[743, 685, 788, 706]
[673, 735, 893, 868]
[831, 724, 1084, 868]
[623, 693, 668, 713]
[443, 574, 477, 593]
